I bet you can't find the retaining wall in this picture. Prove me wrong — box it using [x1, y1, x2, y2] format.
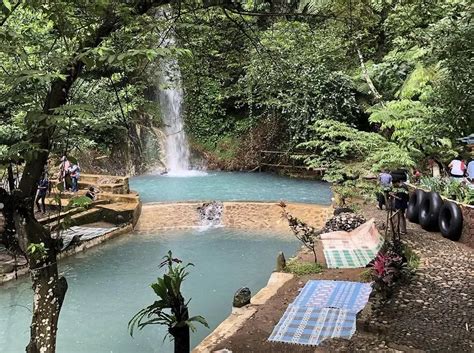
[135, 201, 332, 232]
[460, 204, 474, 248]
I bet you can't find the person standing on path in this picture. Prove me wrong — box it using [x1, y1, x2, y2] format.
[377, 169, 392, 210]
[391, 180, 409, 235]
[35, 174, 49, 213]
[69, 163, 80, 192]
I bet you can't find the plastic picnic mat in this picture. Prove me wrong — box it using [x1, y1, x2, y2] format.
[321, 219, 384, 268]
[268, 280, 372, 346]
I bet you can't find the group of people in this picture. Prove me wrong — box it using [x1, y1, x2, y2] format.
[377, 170, 409, 235]
[58, 156, 81, 192]
[448, 156, 474, 183]
[34, 156, 98, 214]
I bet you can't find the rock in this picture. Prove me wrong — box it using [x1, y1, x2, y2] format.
[323, 212, 366, 232]
[233, 287, 251, 308]
[116, 214, 125, 223]
[0, 263, 14, 274]
[276, 251, 286, 271]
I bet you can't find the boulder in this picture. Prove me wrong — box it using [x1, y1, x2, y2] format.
[233, 287, 251, 308]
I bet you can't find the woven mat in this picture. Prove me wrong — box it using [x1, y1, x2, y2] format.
[268, 280, 372, 346]
[292, 280, 372, 312]
[61, 226, 117, 250]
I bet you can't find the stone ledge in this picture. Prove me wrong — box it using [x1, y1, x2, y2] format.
[193, 272, 294, 353]
[0, 224, 132, 285]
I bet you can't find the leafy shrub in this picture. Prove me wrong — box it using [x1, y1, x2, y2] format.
[419, 176, 474, 205]
[67, 196, 93, 210]
[369, 242, 416, 299]
[284, 259, 323, 276]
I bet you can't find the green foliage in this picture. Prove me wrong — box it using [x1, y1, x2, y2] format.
[419, 177, 474, 205]
[128, 251, 208, 341]
[284, 259, 323, 276]
[299, 119, 415, 184]
[67, 196, 93, 210]
[27, 242, 47, 260]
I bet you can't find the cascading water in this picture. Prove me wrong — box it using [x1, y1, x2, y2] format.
[197, 201, 224, 230]
[158, 40, 205, 177]
[159, 59, 190, 173]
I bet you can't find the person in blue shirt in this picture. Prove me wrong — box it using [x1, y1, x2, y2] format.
[377, 169, 392, 210]
[68, 163, 80, 192]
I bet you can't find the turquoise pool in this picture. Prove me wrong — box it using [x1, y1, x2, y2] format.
[0, 228, 298, 353]
[130, 171, 332, 204]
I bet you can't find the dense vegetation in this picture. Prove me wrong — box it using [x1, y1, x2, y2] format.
[0, 1, 472, 352]
[177, 0, 472, 173]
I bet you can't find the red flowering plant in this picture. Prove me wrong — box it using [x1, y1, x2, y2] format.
[371, 247, 408, 298]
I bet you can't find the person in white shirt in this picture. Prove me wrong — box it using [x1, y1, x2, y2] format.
[448, 156, 466, 178]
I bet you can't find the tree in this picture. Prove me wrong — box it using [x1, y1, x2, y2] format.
[129, 251, 208, 353]
[0, 1, 179, 352]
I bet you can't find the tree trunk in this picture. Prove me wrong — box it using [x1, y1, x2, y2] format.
[14, 2, 169, 351]
[170, 305, 190, 353]
[171, 326, 190, 353]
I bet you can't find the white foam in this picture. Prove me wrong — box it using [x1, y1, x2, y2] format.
[164, 169, 208, 177]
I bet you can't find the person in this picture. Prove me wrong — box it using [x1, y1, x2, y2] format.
[391, 179, 409, 235]
[467, 158, 474, 182]
[85, 186, 96, 200]
[412, 169, 421, 183]
[59, 156, 72, 191]
[69, 163, 80, 192]
[377, 169, 392, 210]
[448, 156, 466, 179]
[35, 174, 49, 213]
[429, 158, 442, 178]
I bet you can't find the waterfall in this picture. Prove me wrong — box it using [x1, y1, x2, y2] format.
[158, 57, 192, 174]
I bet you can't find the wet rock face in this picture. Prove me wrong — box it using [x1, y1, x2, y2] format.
[323, 212, 366, 232]
[233, 287, 251, 308]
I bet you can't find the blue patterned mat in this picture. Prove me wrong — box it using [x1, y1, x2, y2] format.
[292, 280, 372, 312]
[268, 280, 372, 346]
[268, 306, 357, 345]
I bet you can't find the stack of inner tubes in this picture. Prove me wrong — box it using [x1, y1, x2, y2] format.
[406, 189, 463, 241]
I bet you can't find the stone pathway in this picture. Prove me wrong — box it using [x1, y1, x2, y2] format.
[361, 206, 474, 352]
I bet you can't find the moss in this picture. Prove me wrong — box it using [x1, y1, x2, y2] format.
[284, 259, 323, 276]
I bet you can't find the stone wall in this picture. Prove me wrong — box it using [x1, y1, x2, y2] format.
[135, 201, 332, 232]
[222, 202, 331, 231]
[460, 204, 474, 248]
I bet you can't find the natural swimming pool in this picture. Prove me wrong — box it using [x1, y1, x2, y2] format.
[0, 228, 299, 353]
[130, 171, 332, 204]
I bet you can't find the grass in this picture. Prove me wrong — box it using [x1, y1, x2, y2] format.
[403, 244, 421, 271]
[284, 259, 323, 276]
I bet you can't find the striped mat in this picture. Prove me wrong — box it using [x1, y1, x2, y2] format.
[292, 280, 372, 312]
[61, 226, 118, 250]
[321, 219, 384, 268]
[268, 280, 372, 346]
